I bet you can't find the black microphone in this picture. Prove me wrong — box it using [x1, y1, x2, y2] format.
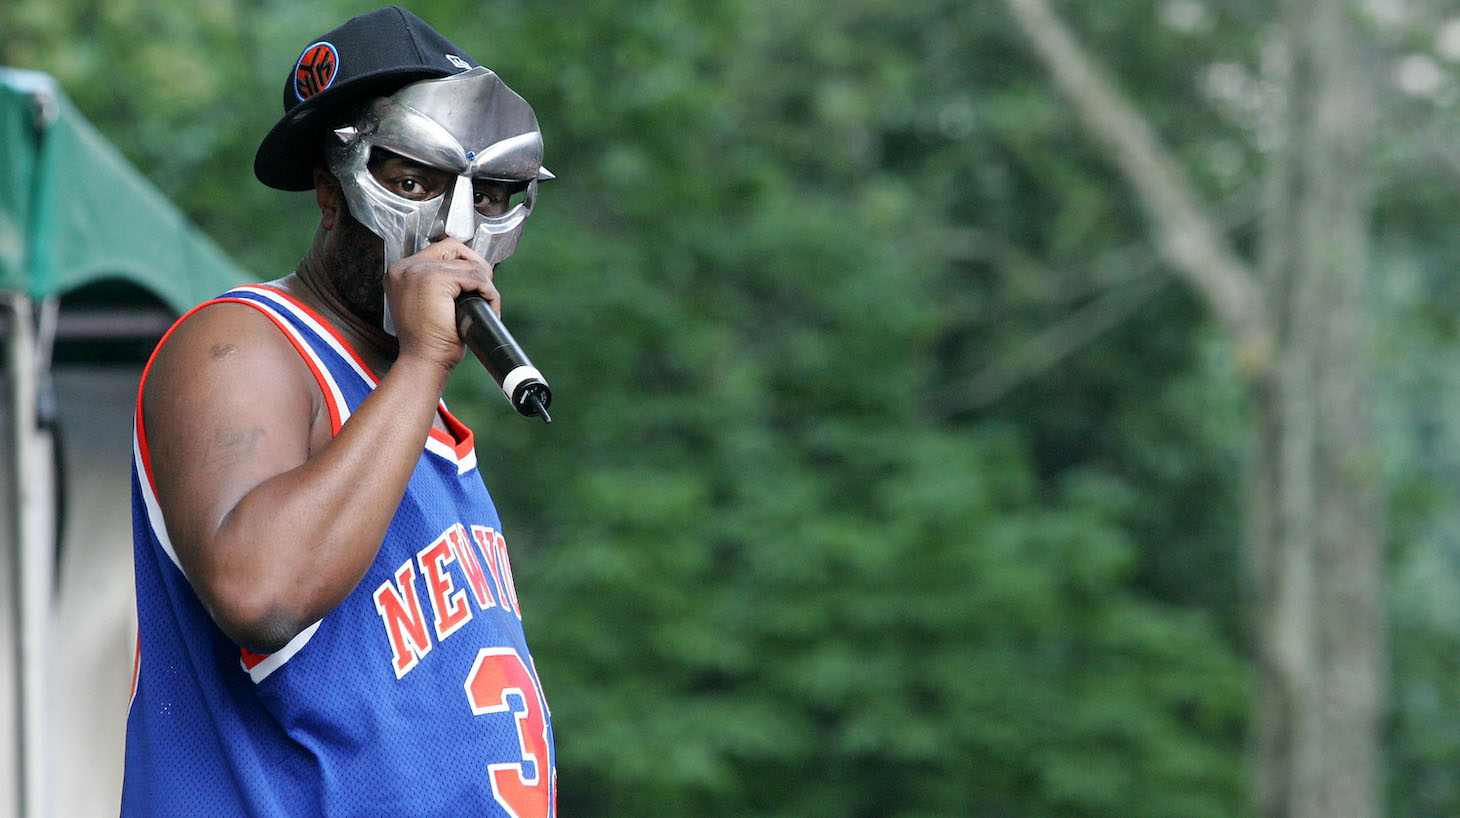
[454, 294, 552, 423]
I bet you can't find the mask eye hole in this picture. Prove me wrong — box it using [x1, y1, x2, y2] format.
[473, 180, 530, 217]
[367, 149, 453, 201]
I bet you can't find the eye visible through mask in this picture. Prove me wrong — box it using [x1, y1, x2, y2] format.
[366, 150, 530, 218]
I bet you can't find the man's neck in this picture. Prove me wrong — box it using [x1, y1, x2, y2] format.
[276, 257, 400, 378]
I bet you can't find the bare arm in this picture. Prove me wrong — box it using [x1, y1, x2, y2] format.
[143, 240, 497, 653]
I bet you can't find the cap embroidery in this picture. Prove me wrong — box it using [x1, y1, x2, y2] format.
[294, 42, 340, 101]
[446, 54, 471, 70]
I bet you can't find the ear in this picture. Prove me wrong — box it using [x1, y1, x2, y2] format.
[313, 166, 344, 230]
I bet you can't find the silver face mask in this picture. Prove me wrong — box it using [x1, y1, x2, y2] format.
[324, 66, 553, 330]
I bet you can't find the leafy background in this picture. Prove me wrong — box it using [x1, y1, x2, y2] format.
[7, 0, 1460, 814]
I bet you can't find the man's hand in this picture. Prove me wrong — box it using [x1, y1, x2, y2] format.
[386, 238, 500, 374]
[144, 241, 502, 652]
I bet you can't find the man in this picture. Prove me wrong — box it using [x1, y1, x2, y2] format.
[121, 8, 556, 816]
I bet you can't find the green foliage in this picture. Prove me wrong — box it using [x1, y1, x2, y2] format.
[0, 0, 1309, 814]
[454, 5, 1251, 814]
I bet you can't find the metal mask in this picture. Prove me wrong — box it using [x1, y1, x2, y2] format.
[324, 66, 553, 329]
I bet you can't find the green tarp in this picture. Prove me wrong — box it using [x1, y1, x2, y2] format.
[1, 67, 252, 818]
[0, 67, 249, 310]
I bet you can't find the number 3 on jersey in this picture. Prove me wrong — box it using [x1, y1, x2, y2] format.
[465, 647, 554, 817]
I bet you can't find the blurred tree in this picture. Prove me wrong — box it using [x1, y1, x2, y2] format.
[1004, 0, 1381, 816]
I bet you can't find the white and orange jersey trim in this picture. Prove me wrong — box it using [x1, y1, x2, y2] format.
[131, 285, 477, 683]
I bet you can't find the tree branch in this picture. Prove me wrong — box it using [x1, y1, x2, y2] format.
[1003, 0, 1270, 366]
[937, 190, 1263, 414]
[936, 268, 1171, 414]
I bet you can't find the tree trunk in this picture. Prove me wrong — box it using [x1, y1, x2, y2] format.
[1002, 0, 1384, 815]
[1249, 0, 1383, 816]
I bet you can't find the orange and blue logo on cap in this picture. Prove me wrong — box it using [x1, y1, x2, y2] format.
[294, 42, 339, 101]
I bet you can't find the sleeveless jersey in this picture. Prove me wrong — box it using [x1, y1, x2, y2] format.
[122, 285, 556, 817]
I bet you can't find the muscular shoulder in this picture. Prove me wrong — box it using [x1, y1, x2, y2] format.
[141, 300, 323, 457]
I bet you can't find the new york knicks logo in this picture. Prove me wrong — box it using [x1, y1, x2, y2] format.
[294, 42, 339, 101]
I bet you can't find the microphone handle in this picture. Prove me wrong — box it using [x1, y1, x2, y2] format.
[454, 294, 552, 423]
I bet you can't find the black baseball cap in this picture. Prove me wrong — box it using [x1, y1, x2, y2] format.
[253, 6, 480, 191]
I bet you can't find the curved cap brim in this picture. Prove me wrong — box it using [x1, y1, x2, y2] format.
[253, 67, 455, 191]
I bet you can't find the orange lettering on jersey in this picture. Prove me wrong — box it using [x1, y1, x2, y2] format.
[373, 562, 432, 678]
[493, 530, 523, 621]
[454, 524, 499, 611]
[472, 526, 512, 616]
[465, 648, 552, 817]
[418, 529, 473, 642]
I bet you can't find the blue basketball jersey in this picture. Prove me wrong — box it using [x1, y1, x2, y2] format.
[122, 285, 555, 817]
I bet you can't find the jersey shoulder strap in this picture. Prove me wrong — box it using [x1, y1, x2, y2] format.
[210, 284, 382, 433]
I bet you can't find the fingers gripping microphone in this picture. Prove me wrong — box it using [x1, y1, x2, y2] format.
[455, 294, 552, 423]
